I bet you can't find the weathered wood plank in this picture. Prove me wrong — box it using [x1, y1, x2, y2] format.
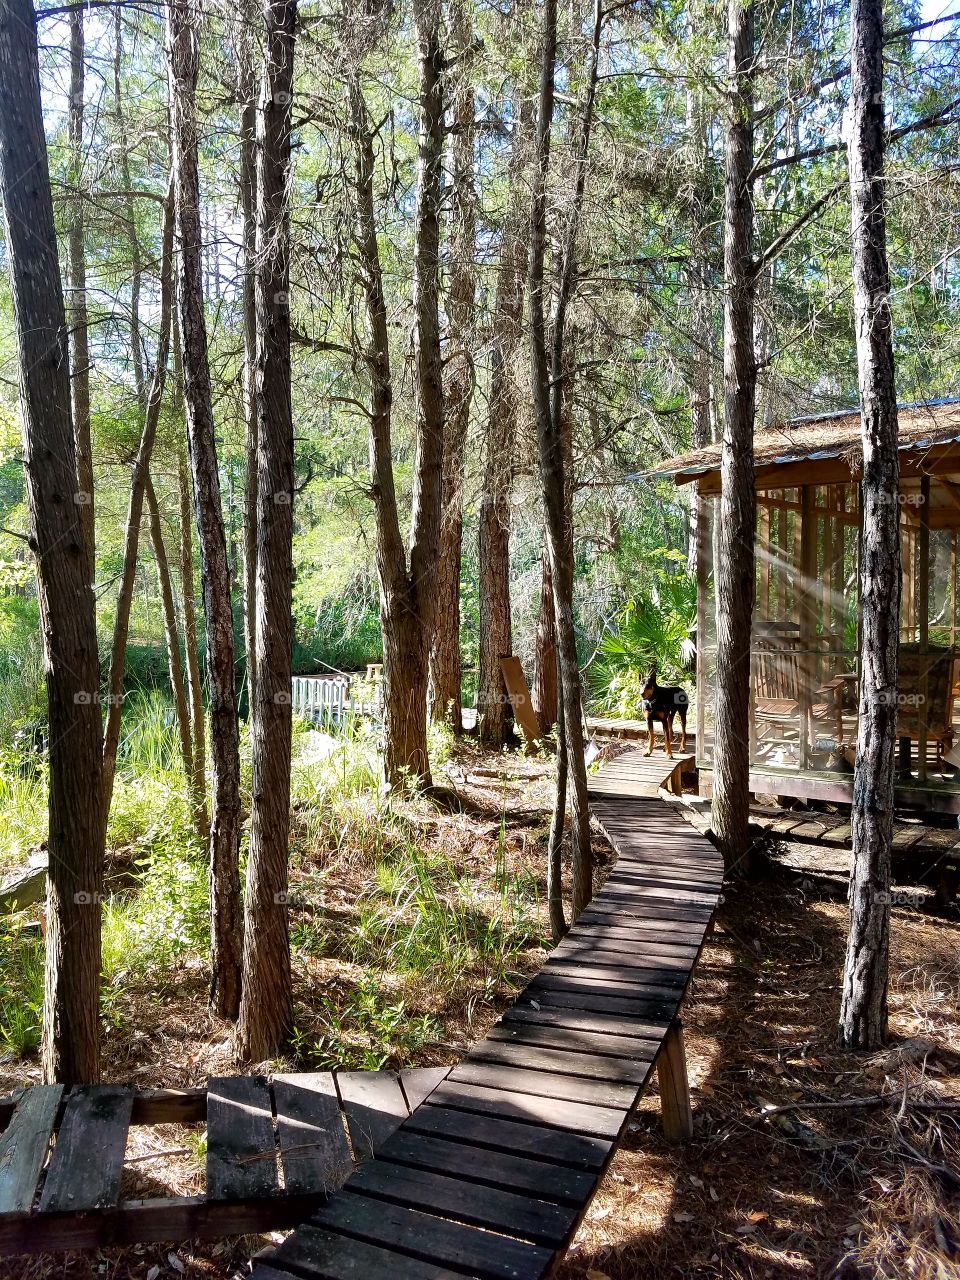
[263, 1220, 479, 1279]
[273, 1072, 352, 1196]
[336, 1071, 408, 1162]
[398, 1066, 450, 1112]
[425, 1080, 625, 1139]
[313, 1190, 554, 1280]
[373, 1129, 596, 1205]
[406, 1105, 611, 1170]
[348, 1161, 577, 1248]
[0, 1085, 62, 1213]
[486, 1019, 661, 1062]
[467, 1038, 652, 1084]
[38, 1085, 133, 1213]
[206, 1075, 278, 1202]
[449, 1060, 637, 1110]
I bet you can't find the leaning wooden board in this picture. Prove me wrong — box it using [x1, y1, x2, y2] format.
[0, 1067, 449, 1255]
[254, 747, 723, 1280]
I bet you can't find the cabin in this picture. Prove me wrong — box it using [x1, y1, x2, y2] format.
[651, 398, 960, 814]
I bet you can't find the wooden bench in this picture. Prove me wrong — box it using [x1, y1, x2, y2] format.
[0, 1067, 448, 1255]
[253, 747, 723, 1280]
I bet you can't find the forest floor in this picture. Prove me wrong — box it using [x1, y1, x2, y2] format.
[3, 747, 960, 1279]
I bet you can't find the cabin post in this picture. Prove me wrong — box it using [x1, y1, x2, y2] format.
[656, 1019, 693, 1143]
[917, 473, 930, 783]
[798, 486, 817, 768]
[695, 485, 710, 774]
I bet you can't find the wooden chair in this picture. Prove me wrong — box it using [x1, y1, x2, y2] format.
[751, 627, 846, 756]
[896, 644, 956, 763]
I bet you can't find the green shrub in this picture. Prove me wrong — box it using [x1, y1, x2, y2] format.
[589, 571, 696, 718]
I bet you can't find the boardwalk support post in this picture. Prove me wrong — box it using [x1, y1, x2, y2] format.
[656, 1019, 693, 1143]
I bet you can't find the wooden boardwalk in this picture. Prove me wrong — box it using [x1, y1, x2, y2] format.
[254, 747, 722, 1280]
[0, 1067, 448, 1255]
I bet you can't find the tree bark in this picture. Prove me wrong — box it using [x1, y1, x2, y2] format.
[0, 0, 105, 1085]
[145, 473, 200, 832]
[167, 0, 243, 1021]
[67, 8, 94, 583]
[528, 0, 600, 919]
[839, 0, 899, 1051]
[391, 0, 446, 785]
[685, 66, 713, 577]
[101, 179, 175, 814]
[236, 0, 298, 1064]
[477, 102, 529, 746]
[711, 0, 756, 873]
[178, 439, 208, 820]
[235, 0, 260, 714]
[429, 0, 474, 735]
[532, 548, 558, 730]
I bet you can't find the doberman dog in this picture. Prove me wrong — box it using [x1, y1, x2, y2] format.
[641, 666, 689, 758]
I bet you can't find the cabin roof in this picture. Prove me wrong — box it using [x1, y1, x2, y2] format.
[648, 397, 960, 483]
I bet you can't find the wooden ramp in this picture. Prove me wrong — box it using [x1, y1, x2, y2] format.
[0, 1067, 448, 1255]
[254, 747, 722, 1280]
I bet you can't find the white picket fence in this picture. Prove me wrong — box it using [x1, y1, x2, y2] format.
[290, 674, 380, 726]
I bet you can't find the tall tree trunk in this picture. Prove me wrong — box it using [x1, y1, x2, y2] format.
[547, 675, 567, 941]
[477, 102, 529, 746]
[0, 0, 105, 1085]
[167, 0, 243, 1021]
[145, 473, 200, 831]
[392, 0, 445, 785]
[839, 0, 899, 1051]
[711, 0, 756, 873]
[236, 0, 298, 1064]
[685, 67, 713, 577]
[235, 0, 260, 714]
[67, 9, 94, 583]
[429, 0, 474, 734]
[346, 71, 407, 780]
[102, 180, 175, 813]
[529, 0, 600, 918]
[178, 440, 208, 819]
[532, 548, 558, 730]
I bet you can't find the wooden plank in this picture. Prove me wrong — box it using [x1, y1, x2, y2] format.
[0, 1085, 62, 1213]
[263, 1222, 479, 1279]
[312, 1192, 554, 1280]
[0, 1191, 365, 1257]
[499, 656, 542, 750]
[467, 1038, 651, 1084]
[273, 1072, 352, 1196]
[130, 1087, 206, 1125]
[501, 1001, 670, 1041]
[206, 1075, 279, 1202]
[337, 1071, 408, 1162]
[657, 1021, 693, 1143]
[39, 1084, 133, 1212]
[348, 1161, 577, 1248]
[425, 1080, 625, 1139]
[523, 981, 680, 1017]
[398, 1066, 449, 1112]
[449, 1060, 636, 1110]
[373, 1129, 596, 1205]
[406, 1105, 611, 1170]
[487, 1019, 660, 1062]
[538, 964, 688, 991]
[0, 855, 48, 913]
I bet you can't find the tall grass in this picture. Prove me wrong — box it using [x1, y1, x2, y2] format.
[352, 825, 540, 990]
[0, 922, 44, 1057]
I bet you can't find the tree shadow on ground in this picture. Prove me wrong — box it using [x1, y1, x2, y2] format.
[557, 855, 960, 1279]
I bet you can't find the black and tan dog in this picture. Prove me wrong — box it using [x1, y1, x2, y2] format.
[641, 666, 689, 758]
